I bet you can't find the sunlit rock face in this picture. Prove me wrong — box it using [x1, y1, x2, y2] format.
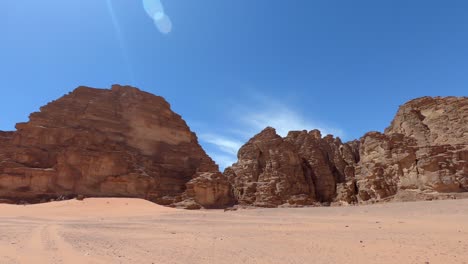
[356, 97, 468, 202]
[224, 127, 315, 207]
[225, 127, 359, 207]
[226, 96, 468, 207]
[0, 85, 233, 208]
[1, 90, 466, 209]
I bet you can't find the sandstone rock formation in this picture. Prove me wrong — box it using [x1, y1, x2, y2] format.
[355, 97, 468, 202]
[225, 128, 359, 207]
[0, 85, 233, 209]
[224, 127, 314, 207]
[1, 89, 466, 209]
[225, 96, 467, 207]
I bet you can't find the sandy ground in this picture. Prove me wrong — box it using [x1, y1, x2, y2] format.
[0, 198, 467, 264]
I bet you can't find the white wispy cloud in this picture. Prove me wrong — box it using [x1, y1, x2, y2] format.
[199, 134, 243, 155]
[210, 154, 239, 171]
[237, 102, 344, 138]
[197, 93, 345, 170]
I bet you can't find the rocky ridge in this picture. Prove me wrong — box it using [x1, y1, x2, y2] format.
[1, 86, 466, 209]
[225, 96, 468, 207]
[0, 85, 233, 209]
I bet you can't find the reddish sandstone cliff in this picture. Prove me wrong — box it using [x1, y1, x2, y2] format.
[225, 96, 467, 207]
[355, 96, 468, 202]
[1, 89, 466, 209]
[0, 85, 233, 209]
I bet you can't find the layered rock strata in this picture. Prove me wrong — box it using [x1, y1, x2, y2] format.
[0, 85, 233, 209]
[1, 89, 466, 209]
[225, 96, 467, 207]
[356, 97, 468, 202]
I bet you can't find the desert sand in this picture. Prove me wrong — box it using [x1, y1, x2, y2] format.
[0, 198, 467, 264]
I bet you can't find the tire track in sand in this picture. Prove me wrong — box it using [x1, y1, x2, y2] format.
[17, 224, 97, 264]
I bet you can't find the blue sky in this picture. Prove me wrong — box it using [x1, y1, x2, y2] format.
[1, 1, 467, 169]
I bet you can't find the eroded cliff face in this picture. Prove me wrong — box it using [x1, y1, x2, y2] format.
[1, 90, 466, 209]
[0, 85, 233, 209]
[225, 128, 360, 207]
[356, 96, 468, 202]
[225, 96, 467, 207]
[385, 97, 467, 146]
[224, 127, 314, 207]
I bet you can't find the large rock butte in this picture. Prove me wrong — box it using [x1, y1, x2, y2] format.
[0, 85, 233, 209]
[225, 96, 468, 207]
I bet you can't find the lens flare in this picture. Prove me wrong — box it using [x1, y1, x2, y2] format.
[154, 14, 172, 34]
[153, 12, 165, 21]
[143, 0, 164, 17]
[105, 0, 135, 82]
[142, 0, 172, 34]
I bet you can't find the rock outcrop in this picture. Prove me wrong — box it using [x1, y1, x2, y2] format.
[0, 85, 233, 209]
[1, 89, 466, 209]
[225, 96, 467, 207]
[225, 128, 359, 207]
[224, 127, 314, 207]
[355, 97, 468, 202]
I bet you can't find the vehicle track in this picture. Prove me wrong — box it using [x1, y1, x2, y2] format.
[16, 224, 94, 264]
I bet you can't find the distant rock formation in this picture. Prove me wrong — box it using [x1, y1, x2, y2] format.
[0, 85, 233, 209]
[225, 96, 468, 207]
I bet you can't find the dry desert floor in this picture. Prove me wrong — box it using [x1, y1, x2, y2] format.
[0, 198, 467, 264]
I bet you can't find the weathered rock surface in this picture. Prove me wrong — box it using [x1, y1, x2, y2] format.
[0, 85, 233, 208]
[356, 97, 468, 203]
[385, 97, 467, 146]
[225, 127, 359, 207]
[225, 96, 467, 207]
[224, 127, 314, 207]
[1, 90, 466, 209]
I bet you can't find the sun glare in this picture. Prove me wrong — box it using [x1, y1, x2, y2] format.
[142, 0, 172, 34]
